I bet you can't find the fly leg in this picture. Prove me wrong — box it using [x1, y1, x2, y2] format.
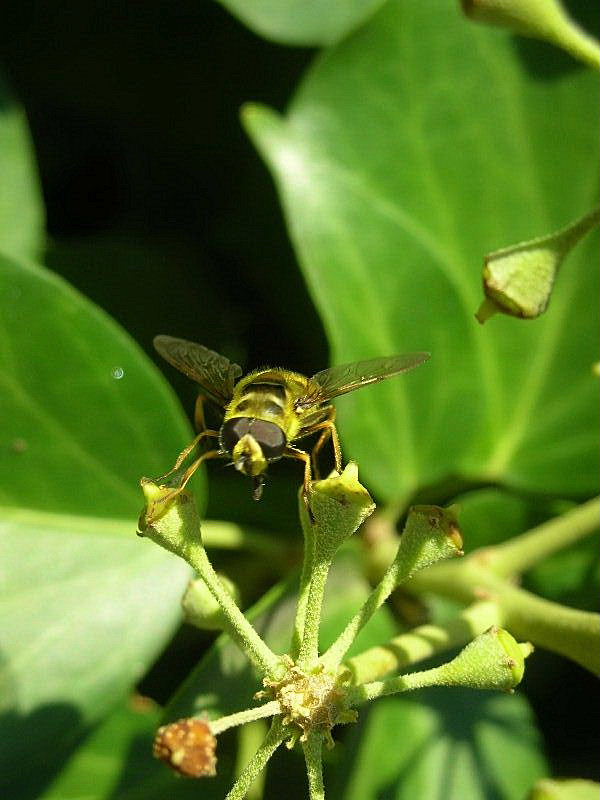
[145, 449, 222, 523]
[154, 429, 220, 484]
[194, 394, 208, 433]
[309, 408, 342, 479]
[283, 445, 314, 516]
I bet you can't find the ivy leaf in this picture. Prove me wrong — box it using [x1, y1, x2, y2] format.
[332, 689, 547, 799]
[0, 254, 198, 798]
[243, 0, 599, 506]
[216, 0, 386, 47]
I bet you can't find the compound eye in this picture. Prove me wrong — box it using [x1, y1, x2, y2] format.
[221, 417, 251, 454]
[250, 419, 286, 460]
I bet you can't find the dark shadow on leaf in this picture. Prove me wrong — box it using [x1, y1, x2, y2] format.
[0, 703, 84, 800]
[333, 688, 543, 799]
[107, 726, 237, 800]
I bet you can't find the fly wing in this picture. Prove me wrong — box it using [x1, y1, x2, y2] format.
[298, 352, 430, 408]
[153, 335, 242, 406]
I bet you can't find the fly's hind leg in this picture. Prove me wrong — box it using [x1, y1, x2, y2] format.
[309, 408, 342, 479]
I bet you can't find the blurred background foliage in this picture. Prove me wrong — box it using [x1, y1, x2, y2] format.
[0, 0, 598, 798]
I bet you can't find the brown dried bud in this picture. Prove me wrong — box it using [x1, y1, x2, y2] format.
[153, 718, 217, 778]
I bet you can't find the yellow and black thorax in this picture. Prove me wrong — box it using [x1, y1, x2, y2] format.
[219, 369, 312, 461]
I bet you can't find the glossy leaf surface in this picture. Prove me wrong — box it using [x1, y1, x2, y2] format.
[0, 255, 197, 797]
[216, 0, 385, 46]
[244, 0, 599, 506]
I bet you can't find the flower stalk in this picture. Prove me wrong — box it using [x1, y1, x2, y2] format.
[319, 505, 464, 671]
[294, 464, 375, 668]
[138, 480, 279, 674]
[349, 627, 532, 705]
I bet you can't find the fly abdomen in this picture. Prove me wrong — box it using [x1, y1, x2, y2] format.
[220, 417, 287, 460]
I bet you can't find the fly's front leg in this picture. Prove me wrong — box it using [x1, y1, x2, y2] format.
[155, 429, 220, 484]
[146, 449, 222, 523]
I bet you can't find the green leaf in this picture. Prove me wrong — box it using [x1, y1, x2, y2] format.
[216, 0, 386, 47]
[453, 488, 600, 609]
[0, 254, 199, 797]
[39, 700, 161, 800]
[243, 0, 599, 505]
[0, 253, 195, 517]
[332, 689, 547, 799]
[39, 699, 224, 800]
[0, 78, 45, 260]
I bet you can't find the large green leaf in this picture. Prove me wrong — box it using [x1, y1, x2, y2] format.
[40, 700, 213, 800]
[332, 689, 547, 799]
[0, 78, 45, 261]
[0, 253, 195, 517]
[216, 0, 386, 47]
[0, 254, 197, 797]
[244, 0, 599, 506]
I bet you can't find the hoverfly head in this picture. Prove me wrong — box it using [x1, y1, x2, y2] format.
[232, 434, 268, 478]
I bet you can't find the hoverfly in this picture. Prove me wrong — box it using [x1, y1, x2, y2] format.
[148, 335, 429, 515]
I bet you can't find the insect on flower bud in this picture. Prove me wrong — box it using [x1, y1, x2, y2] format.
[153, 718, 217, 778]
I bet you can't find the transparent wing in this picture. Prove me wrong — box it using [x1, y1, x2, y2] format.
[153, 335, 242, 406]
[299, 352, 430, 407]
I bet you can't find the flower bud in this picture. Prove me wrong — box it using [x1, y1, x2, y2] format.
[393, 504, 464, 581]
[430, 626, 532, 691]
[182, 573, 241, 631]
[137, 479, 202, 556]
[308, 462, 375, 560]
[476, 208, 599, 323]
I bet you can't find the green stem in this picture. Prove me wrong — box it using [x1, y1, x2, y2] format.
[482, 497, 599, 577]
[235, 720, 269, 800]
[297, 556, 333, 668]
[302, 733, 325, 800]
[320, 505, 462, 671]
[350, 666, 452, 705]
[500, 583, 600, 676]
[319, 552, 410, 670]
[225, 718, 287, 800]
[290, 497, 318, 660]
[186, 541, 279, 674]
[343, 600, 501, 684]
[209, 701, 281, 736]
[551, 20, 600, 70]
[409, 560, 600, 675]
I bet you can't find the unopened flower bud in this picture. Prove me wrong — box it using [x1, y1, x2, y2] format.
[476, 208, 599, 323]
[137, 479, 202, 556]
[393, 504, 464, 582]
[431, 626, 532, 691]
[182, 573, 240, 631]
[308, 462, 375, 559]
